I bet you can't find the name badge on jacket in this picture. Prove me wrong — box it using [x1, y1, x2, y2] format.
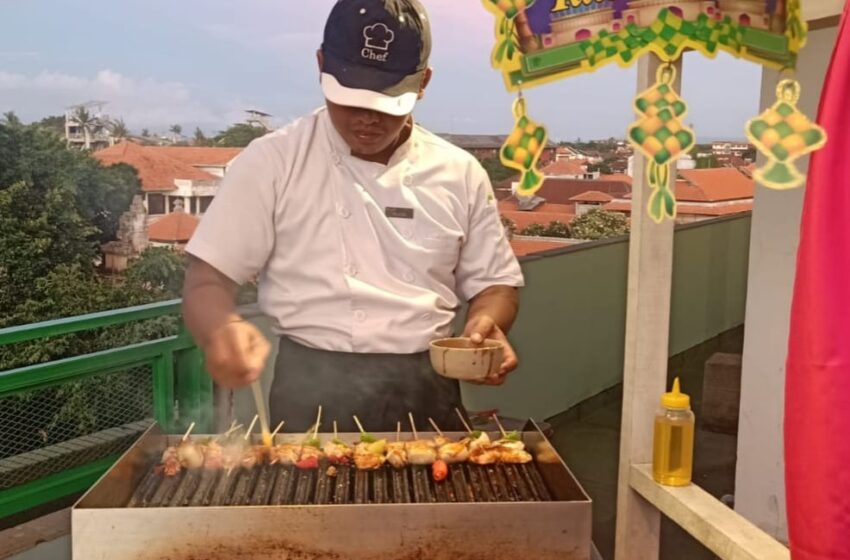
[385, 207, 414, 219]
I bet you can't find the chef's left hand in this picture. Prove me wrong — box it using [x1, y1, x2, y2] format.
[463, 315, 518, 385]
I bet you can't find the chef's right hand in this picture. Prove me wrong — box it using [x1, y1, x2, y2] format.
[202, 319, 271, 388]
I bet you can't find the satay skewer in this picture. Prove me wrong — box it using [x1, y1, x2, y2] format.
[352, 415, 367, 437]
[181, 422, 196, 442]
[428, 417, 444, 438]
[455, 408, 475, 434]
[492, 413, 508, 439]
[244, 415, 259, 441]
[408, 412, 419, 440]
[270, 421, 285, 441]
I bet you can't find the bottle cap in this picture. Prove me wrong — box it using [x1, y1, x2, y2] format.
[661, 377, 690, 410]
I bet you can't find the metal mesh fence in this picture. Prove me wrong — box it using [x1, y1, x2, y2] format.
[0, 364, 155, 491]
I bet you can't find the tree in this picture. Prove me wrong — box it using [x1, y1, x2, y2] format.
[71, 107, 104, 150]
[480, 157, 518, 186]
[519, 223, 548, 237]
[569, 209, 630, 240]
[193, 127, 211, 146]
[38, 115, 66, 136]
[518, 221, 571, 238]
[125, 247, 186, 298]
[109, 118, 129, 140]
[214, 123, 268, 147]
[169, 124, 183, 143]
[0, 120, 140, 313]
[141, 128, 150, 137]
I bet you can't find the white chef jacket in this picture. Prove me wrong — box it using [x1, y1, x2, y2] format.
[186, 107, 524, 353]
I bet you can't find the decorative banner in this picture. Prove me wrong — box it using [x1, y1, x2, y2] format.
[500, 96, 548, 195]
[485, 0, 537, 66]
[627, 63, 694, 223]
[483, 1, 807, 92]
[747, 79, 827, 189]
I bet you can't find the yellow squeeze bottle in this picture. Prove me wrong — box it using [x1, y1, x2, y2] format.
[652, 378, 695, 486]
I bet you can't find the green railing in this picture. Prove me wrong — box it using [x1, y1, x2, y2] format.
[0, 300, 212, 519]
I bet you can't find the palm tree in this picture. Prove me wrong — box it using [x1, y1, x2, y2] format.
[169, 124, 183, 142]
[110, 118, 129, 140]
[72, 107, 104, 150]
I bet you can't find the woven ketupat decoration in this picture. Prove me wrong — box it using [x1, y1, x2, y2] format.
[628, 63, 695, 223]
[501, 96, 548, 195]
[747, 79, 826, 189]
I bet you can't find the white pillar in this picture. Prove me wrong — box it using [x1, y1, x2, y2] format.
[614, 53, 680, 560]
[734, 24, 837, 542]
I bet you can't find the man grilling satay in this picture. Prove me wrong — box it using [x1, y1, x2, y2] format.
[182, 0, 524, 433]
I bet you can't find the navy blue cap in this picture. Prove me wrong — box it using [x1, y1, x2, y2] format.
[320, 0, 431, 115]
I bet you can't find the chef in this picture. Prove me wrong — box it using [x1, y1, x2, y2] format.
[182, 0, 524, 432]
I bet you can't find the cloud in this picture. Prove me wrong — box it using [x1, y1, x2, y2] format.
[0, 69, 241, 132]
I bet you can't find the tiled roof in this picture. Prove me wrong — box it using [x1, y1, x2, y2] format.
[510, 238, 570, 257]
[502, 210, 575, 232]
[148, 212, 199, 242]
[570, 190, 614, 203]
[676, 168, 754, 202]
[498, 200, 576, 214]
[94, 141, 217, 192]
[541, 159, 586, 176]
[529, 178, 631, 205]
[151, 146, 242, 167]
[598, 173, 633, 185]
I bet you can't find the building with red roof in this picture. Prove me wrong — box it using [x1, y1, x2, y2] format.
[94, 141, 242, 220]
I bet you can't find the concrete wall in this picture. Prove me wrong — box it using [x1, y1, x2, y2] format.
[734, 25, 838, 542]
[463, 214, 752, 420]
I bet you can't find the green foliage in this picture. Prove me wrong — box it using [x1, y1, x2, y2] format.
[125, 247, 187, 298]
[500, 216, 516, 239]
[193, 127, 212, 147]
[214, 123, 268, 147]
[569, 209, 630, 240]
[480, 157, 517, 185]
[696, 154, 718, 168]
[37, 115, 66, 137]
[519, 220, 571, 238]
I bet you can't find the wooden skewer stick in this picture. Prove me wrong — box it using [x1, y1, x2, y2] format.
[492, 413, 508, 439]
[270, 421, 285, 440]
[313, 406, 323, 439]
[333, 420, 339, 440]
[455, 408, 473, 434]
[396, 421, 401, 442]
[408, 412, 419, 440]
[352, 415, 366, 435]
[181, 422, 196, 442]
[223, 423, 243, 437]
[245, 415, 259, 441]
[428, 417, 444, 437]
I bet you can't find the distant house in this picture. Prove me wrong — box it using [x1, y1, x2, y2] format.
[94, 141, 242, 222]
[94, 141, 242, 268]
[540, 159, 597, 180]
[570, 190, 615, 215]
[602, 167, 754, 223]
[438, 133, 556, 165]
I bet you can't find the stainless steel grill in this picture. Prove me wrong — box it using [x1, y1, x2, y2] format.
[73, 422, 593, 560]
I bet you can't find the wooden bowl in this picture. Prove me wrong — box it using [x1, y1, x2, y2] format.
[429, 337, 503, 381]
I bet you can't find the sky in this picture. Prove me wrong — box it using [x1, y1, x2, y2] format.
[0, 0, 763, 141]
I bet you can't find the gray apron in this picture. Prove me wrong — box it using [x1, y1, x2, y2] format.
[269, 337, 468, 433]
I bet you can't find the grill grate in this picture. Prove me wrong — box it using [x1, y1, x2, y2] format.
[129, 459, 553, 508]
